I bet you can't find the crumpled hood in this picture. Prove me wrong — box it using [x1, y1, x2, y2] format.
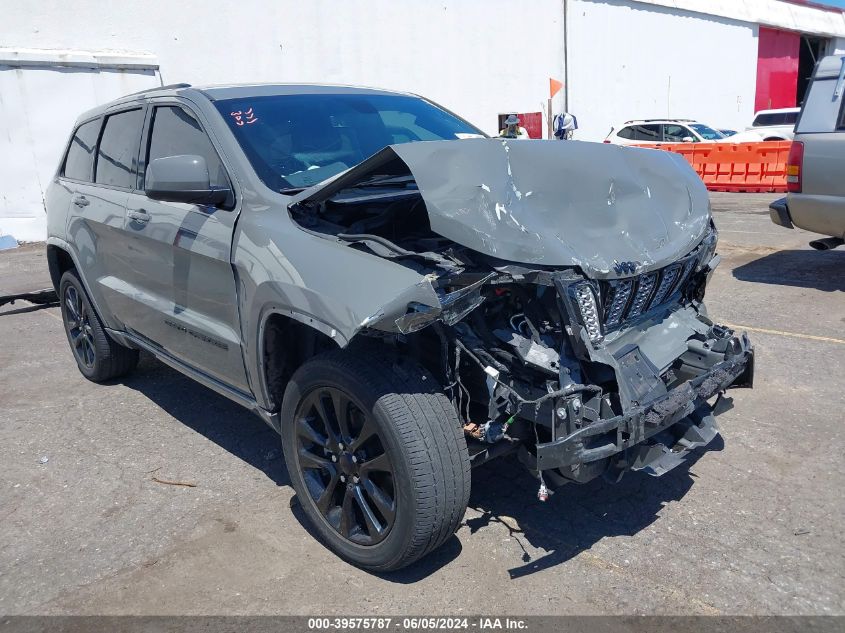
[292, 138, 711, 279]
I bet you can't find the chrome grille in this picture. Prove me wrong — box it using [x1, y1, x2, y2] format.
[597, 255, 698, 333]
[649, 264, 681, 307]
[573, 231, 715, 341]
[603, 279, 633, 328]
[627, 272, 657, 317]
[573, 283, 602, 342]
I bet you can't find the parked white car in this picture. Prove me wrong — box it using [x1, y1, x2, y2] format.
[745, 107, 800, 141]
[712, 109, 799, 143]
[605, 119, 764, 145]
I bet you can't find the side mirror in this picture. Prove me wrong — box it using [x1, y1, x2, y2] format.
[145, 155, 230, 206]
[681, 136, 695, 143]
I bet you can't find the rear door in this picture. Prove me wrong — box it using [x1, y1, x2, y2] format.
[121, 100, 249, 391]
[65, 106, 145, 329]
[632, 124, 662, 144]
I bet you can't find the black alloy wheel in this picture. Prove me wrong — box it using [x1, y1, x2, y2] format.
[63, 283, 96, 369]
[280, 349, 471, 571]
[58, 269, 139, 382]
[294, 386, 396, 545]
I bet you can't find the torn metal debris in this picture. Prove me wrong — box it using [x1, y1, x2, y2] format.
[285, 138, 753, 488]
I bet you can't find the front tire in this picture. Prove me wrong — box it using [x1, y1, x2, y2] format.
[59, 270, 139, 382]
[280, 348, 470, 571]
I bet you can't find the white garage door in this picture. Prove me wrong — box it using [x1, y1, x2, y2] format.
[0, 51, 160, 242]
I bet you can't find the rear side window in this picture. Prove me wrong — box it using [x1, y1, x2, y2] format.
[626, 124, 661, 141]
[754, 112, 797, 127]
[95, 109, 144, 188]
[617, 126, 635, 140]
[63, 119, 101, 181]
[147, 106, 229, 189]
[753, 113, 780, 127]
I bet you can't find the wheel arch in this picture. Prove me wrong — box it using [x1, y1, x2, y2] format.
[258, 308, 344, 411]
[46, 242, 76, 292]
[46, 238, 115, 333]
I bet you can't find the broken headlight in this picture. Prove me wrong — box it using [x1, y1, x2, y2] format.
[393, 277, 490, 334]
[573, 282, 603, 343]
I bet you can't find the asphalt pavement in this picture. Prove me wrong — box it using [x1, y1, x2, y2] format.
[0, 192, 842, 615]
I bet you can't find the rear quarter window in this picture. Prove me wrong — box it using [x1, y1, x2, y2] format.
[62, 119, 101, 181]
[617, 126, 635, 140]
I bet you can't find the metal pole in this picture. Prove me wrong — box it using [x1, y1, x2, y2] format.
[563, 0, 569, 113]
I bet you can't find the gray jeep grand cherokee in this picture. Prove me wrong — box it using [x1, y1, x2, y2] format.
[46, 83, 754, 571]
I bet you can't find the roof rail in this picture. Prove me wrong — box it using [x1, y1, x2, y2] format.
[127, 82, 192, 97]
[624, 118, 696, 124]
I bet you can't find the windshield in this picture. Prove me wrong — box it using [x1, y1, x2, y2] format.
[689, 123, 726, 140]
[214, 93, 485, 191]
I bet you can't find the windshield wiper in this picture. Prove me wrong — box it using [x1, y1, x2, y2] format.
[279, 187, 306, 195]
[352, 174, 416, 189]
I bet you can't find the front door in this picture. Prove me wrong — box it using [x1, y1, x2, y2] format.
[121, 102, 249, 392]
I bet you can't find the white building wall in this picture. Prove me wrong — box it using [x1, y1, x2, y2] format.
[2, 0, 842, 241]
[0, 61, 160, 242]
[568, 0, 760, 141]
[4, 0, 565, 139]
[2, 0, 566, 241]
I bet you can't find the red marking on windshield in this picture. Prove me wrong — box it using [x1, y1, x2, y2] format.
[230, 108, 258, 126]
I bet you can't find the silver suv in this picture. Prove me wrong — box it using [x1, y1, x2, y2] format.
[46, 83, 754, 570]
[770, 55, 845, 250]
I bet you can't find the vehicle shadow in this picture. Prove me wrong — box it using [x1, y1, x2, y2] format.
[465, 438, 721, 580]
[732, 248, 845, 292]
[120, 354, 289, 486]
[119, 353, 721, 581]
[119, 355, 465, 577]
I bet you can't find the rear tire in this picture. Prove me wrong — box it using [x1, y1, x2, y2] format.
[280, 348, 470, 571]
[59, 270, 139, 382]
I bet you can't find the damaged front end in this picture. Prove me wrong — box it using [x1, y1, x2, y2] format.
[287, 139, 754, 492]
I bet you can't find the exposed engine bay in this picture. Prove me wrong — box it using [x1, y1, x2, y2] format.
[288, 139, 755, 496]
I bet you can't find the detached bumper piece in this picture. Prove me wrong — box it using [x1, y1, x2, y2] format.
[535, 334, 753, 478]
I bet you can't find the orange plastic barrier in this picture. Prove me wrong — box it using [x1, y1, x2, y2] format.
[634, 141, 792, 193]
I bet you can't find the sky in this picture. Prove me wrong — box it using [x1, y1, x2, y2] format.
[816, 0, 845, 8]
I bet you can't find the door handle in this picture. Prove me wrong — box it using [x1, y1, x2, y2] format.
[72, 195, 90, 208]
[127, 209, 151, 224]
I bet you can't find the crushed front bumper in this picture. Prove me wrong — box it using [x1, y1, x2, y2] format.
[535, 333, 753, 474]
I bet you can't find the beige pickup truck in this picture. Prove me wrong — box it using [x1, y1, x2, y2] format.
[770, 55, 845, 250]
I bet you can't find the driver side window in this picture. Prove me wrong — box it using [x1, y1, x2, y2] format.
[147, 106, 230, 190]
